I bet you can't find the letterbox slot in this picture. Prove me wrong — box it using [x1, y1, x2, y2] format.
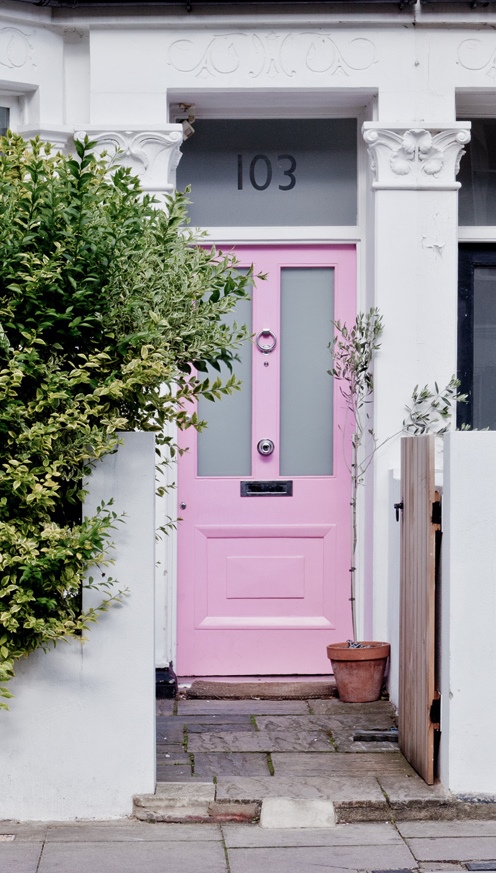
[240, 480, 293, 497]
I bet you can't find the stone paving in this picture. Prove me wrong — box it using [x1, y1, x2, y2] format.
[3, 819, 496, 873]
[145, 696, 496, 824]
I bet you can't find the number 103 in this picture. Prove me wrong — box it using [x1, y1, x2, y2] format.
[237, 154, 297, 191]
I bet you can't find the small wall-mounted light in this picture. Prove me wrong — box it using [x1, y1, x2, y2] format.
[171, 102, 196, 140]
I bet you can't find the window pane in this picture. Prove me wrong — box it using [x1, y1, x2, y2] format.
[178, 119, 357, 227]
[473, 266, 496, 429]
[280, 267, 334, 476]
[0, 107, 9, 136]
[459, 119, 496, 225]
[197, 283, 252, 476]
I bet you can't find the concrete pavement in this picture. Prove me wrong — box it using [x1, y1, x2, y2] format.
[2, 818, 496, 873]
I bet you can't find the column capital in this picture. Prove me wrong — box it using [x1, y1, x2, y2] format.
[362, 123, 471, 191]
[74, 126, 184, 196]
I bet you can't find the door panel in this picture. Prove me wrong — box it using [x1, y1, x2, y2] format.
[177, 245, 355, 675]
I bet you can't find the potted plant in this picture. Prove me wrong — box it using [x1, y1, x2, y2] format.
[326, 309, 465, 702]
[326, 307, 390, 703]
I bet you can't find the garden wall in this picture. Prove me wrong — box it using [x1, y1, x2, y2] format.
[0, 433, 156, 820]
[440, 432, 496, 797]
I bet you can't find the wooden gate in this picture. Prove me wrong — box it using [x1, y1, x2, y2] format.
[399, 435, 441, 785]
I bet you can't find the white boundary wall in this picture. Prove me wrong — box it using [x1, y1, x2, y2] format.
[0, 433, 156, 821]
[441, 432, 496, 797]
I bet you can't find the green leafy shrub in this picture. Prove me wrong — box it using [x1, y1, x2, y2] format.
[0, 134, 251, 707]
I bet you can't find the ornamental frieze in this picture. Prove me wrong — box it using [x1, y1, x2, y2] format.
[167, 32, 376, 80]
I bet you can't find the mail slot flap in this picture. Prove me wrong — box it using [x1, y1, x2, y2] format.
[240, 480, 293, 496]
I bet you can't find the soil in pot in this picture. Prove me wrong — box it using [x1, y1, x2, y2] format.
[326, 641, 390, 703]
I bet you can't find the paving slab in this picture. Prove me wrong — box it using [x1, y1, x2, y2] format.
[156, 699, 175, 716]
[222, 821, 404, 847]
[260, 797, 336, 828]
[157, 744, 191, 763]
[155, 769, 199, 782]
[335, 738, 400, 753]
[215, 775, 387, 803]
[156, 719, 186, 744]
[37, 840, 228, 873]
[405, 837, 496, 863]
[0, 843, 42, 873]
[193, 751, 272, 778]
[253, 715, 336, 732]
[43, 822, 222, 842]
[227, 843, 416, 873]
[188, 729, 333, 753]
[271, 751, 415, 777]
[310, 699, 396, 716]
[398, 822, 496, 838]
[0, 824, 47, 842]
[155, 783, 216, 801]
[379, 774, 453, 805]
[185, 715, 255, 732]
[177, 699, 310, 715]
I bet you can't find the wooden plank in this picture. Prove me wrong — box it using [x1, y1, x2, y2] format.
[398, 435, 438, 784]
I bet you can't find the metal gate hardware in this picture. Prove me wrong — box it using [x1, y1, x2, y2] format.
[394, 501, 404, 522]
[431, 499, 442, 526]
[429, 695, 441, 728]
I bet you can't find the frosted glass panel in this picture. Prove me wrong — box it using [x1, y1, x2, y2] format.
[280, 268, 334, 476]
[197, 288, 252, 476]
[178, 119, 357, 227]
[473, 267, 496, 429]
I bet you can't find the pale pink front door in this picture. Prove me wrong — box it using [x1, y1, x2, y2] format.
[177, 245, 355, 675]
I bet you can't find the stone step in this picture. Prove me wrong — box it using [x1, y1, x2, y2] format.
[185, 677, 337, 699]
[132, 783, 260, 824]
[134, 781, 496, 826]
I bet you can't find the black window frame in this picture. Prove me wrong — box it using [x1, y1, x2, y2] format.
[458, 243, 496, 429]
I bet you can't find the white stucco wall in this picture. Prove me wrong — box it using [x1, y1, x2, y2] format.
[0, 433, 156, 821]
[440, 432, 496, 797]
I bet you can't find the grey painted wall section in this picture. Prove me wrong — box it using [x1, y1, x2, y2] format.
[0, 433, 156, 821]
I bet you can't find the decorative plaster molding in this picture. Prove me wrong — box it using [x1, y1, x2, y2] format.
[74, 128, 184, 195]
[0, 27, 33, 70]
[168, 32, 376, 80]
[458, 38, 496, 78]
[362, 124, 471, 191]
[19, 127, 73, 154]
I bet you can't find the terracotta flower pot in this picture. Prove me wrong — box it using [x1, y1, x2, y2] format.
[326, 641, 390, 703]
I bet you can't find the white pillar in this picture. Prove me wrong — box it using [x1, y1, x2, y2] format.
[362, 123, 470, 701]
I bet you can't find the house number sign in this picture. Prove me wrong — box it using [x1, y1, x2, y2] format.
[237, 154, 297, 191]
[178, 118, 357, 227]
